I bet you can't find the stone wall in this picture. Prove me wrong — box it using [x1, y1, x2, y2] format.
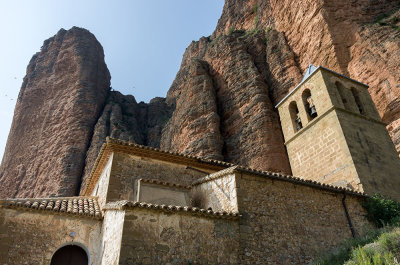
[285, 110, 358, 189]
[278, 70, 335, 140]
[278, 69, 358, 189]
[338, 110, 400, 200]
[119, 209, 239, 264]
[278, 68, 400, 197]
[321, 70, 382, 121]
[235, 172, 370, 264]
[106, 152, 207, 203]
[0, 208, 102, 264]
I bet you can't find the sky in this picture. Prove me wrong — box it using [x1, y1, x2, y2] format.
[0, 0, 225, 162]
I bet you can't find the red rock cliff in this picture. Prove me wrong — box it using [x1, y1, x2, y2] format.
[0, 27, 111, 198]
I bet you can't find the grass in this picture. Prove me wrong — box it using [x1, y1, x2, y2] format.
[374, 12, 400, 31]
[253, 4, 258, 14]
[313, 228, 387, 265]
[346, 228, 400, 264]
[209, 35, 221, 47]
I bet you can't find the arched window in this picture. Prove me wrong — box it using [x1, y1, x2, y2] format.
[289, 101, 302, 132]
[351, 87, 364, 115]
[51, 245, 88, 265]
[302, 89, 317, 121]
[335, 82, 351, 110]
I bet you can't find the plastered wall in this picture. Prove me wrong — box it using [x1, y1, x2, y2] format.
[100, 210, 125, 265]
[92, 153, 114, 208]
[119, 209, 239, 264]
[191, 170, 238, 212]
[0, 209, 102, 265]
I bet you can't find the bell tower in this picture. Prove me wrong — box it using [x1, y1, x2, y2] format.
[276, 65, 400, 200]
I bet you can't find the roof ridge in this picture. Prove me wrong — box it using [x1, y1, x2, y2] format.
[139, 178, 191, 189]
[1, 196, 97, 201]
[103, 200, 240, 219]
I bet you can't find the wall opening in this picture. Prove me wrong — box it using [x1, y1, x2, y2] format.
[289, 101, 302, 132]
[50, 245, 88, 265]
[302, 89, 317, 121]
[335, 82, 351, 110]
[351, 87, 364, 115]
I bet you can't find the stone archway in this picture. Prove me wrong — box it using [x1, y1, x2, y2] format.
[50, 245, 88, 265]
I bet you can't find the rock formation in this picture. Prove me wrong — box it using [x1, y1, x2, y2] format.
[212, 0, 400, 153]
[2, 1, 400, 198]
[0, 27, 110, 198]
[80, 92, 173, 190]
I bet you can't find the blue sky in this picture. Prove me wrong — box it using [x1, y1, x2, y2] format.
[0, 0, 224, 161]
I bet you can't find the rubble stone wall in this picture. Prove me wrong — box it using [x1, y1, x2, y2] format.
[235, 172, 370, 264]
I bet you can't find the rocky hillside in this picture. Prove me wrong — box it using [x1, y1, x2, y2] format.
[1, 0, 400, 198]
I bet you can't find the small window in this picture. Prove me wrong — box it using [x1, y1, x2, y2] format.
[351, 87, 364, 115]
[302, 89, 317, 120]
[289, 101, 302, 132]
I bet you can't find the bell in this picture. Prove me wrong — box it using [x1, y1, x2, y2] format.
[295, 116, 303, 131]
[307, 96, 317, 118]
[310, 105, 317, 117]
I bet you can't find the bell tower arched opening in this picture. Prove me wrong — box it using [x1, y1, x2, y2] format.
[289, 101, 302, 132]
[302, 89, 317, 121]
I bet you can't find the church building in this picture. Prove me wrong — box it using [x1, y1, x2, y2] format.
[1, 66, 399, 264]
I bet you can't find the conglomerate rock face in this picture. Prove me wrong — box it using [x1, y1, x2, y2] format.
[2, 0, 400, 198]
[160, 31, 294, 174]
[80, 92, 173, 190]
[0, 27, 111, 198]
[213, 0, 400, 154]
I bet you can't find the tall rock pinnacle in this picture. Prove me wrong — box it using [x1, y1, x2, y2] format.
[0, 27, 110, 198]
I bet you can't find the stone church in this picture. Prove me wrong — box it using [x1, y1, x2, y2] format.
[1, 66, 400, 264]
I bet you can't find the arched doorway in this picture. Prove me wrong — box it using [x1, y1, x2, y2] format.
[50, 245, 88, 265]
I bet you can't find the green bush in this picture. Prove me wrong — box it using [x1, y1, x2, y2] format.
[362, 194, 400, 228]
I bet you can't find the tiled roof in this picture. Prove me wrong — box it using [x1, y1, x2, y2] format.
[0, 197, 102, 219]
[192, 166, 366, 197]
[103, 200, 240, 219]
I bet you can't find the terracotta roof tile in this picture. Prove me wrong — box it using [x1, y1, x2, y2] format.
[0, 197, 102, 219]
[103, 200, 240, 219]
[139, 178, 191, 189]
